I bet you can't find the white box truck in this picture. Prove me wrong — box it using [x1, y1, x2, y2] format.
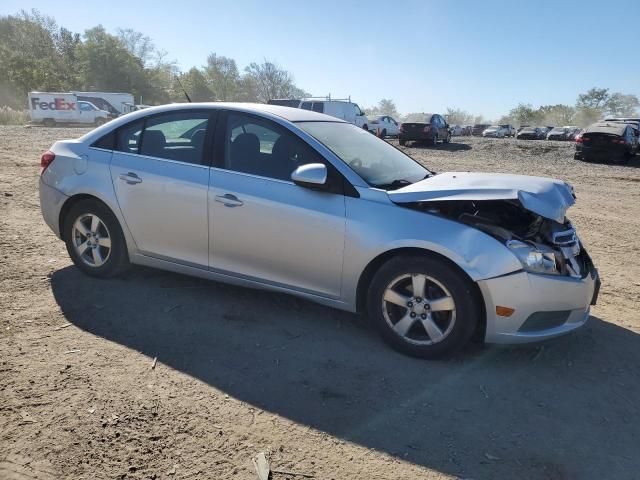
[71, 91, 135, 116]
[28, 92, 111, 126]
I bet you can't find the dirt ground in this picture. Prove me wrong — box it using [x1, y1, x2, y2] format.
[1, 126, 639, 480]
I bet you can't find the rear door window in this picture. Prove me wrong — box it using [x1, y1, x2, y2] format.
[312, 102, 324, 113]
[139, 111, 210, 165]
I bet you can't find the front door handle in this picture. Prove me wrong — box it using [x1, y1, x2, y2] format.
[215, 193, 243, 207]
[119, 172, 142, 184]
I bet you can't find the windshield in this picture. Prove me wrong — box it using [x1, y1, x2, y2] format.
[297, 121, 429, 188]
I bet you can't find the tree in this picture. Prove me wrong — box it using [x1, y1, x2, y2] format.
[117, 28, 155, 66]
[365, 98, 399, 117]
[507, 103, 539, 126]
[576, 87, 609, 110]
[174, 67, 215, 102]
[605, 93, 639, 117]
[444, 107, 474, 125]
[204, 53, 240, 101]
[244, 60, 301, 103]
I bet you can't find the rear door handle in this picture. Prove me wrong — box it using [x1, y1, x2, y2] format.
[215, 193, 243, 207]
[119, 172, 142, 184]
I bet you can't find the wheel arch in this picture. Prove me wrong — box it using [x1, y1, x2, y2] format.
[58, 193, 122, 242]
[355, 247, 486, 339]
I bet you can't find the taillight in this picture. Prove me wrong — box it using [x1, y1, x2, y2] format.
[613, 138, 626, 144]
[40, 150, 55, 174]
[399, 124, 404, 132]
[422, 125, 431, 133]
[575, 135, 583, 143]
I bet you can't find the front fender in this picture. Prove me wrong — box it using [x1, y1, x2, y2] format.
[341, 194, 522, 308]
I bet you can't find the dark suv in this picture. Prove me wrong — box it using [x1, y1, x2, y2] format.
[399, 113, 451, 146]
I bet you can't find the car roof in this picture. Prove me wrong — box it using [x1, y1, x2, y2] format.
[78, 102, 345, 143]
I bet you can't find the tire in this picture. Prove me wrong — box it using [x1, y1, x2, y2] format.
[63, 199, 130, 278]
[381, 128, 387, 138]
[431, 134, 438, 146]
[443, 132, 451, 144]
[399, 139, 406, 146]
[366, 255, 480, 359]
[95, 118, 107, 126]
[43, 118, 55, 127]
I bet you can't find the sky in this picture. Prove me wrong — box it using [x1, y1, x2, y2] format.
[3, 0, 639, 119]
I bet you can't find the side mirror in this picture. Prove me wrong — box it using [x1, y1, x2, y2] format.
[291, 163, 328, 189]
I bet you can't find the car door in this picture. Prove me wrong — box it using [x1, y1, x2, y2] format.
[438, 115, 448, 138]
[109, 109, 214, 267]
[387, 117, 399, 136]
[78, 102, 96, 124]
[208, 111, 346, 297]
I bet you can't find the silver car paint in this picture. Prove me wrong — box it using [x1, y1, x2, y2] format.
[40, 102, 596, 344]
[388, 172, 576, 223]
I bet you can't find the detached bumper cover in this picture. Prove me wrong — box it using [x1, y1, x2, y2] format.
[39, 177, 68, 239]
[479, 267, 599, 344]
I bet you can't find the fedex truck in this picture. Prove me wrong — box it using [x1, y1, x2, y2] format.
[28, 92, 111, 126]
[71, 91, 135, 116]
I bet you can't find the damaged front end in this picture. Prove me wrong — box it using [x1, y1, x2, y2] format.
[404, 199, 593, 280]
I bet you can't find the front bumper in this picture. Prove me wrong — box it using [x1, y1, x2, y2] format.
[39, 177, 68, 239]
[478, 267, 599, 344]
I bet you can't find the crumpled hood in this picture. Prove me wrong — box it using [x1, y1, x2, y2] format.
[388, 172, 576, 223]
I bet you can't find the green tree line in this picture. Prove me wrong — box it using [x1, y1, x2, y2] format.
[0, 9, 307, 109]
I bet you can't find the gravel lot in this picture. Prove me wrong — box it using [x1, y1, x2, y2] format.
[1, 126, 639, 480]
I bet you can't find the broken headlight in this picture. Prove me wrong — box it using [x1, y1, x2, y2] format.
[507, 240, 560, 275]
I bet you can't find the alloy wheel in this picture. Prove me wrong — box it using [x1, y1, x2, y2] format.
[381, 273, 456, 345]
[71, 213, 112, 267]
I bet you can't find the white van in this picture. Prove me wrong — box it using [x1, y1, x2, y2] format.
[71, 91, 135, 116]
[28, 92, 111, 126]
[269, 97, 370, 130]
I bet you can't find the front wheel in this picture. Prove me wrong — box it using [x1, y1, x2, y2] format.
[63, 199, 130, 278]
[399, 139, 406, 146]
[366, 255, 480, 358]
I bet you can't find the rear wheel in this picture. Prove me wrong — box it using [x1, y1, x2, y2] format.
[95, 118, 107, 126]
[381, 128, 387, 138]
[444, 132, 452, 144]
[63, 199, 130, 278]
[366, 255, 480, 358]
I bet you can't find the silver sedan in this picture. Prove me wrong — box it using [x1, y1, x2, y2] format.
[39, 103, 600, 358]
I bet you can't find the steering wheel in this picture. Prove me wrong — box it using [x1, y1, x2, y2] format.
[350, 158, 363, 169]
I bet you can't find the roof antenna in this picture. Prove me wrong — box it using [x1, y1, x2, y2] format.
[175, 74, 192, 103]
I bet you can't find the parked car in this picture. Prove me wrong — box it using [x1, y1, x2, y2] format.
[398, 113, 451, 146]
[516, 127, 546, 140]
[462, 125, 473, 136]
[472, 123, 491, 136]
[569, 128, 584, 140]
[367, 115, 400, 137]
[482, 125, 507, 138]
[39, 103, 599, 359]
[547, 126, 581, 141]
[268, 97, 370, 130]
[516, 125, 530, 134]
[575, 122, 638, 163]
[449, 124, 464, 136]
[500, 124, 516, 137]
[28, 92, 111, 127]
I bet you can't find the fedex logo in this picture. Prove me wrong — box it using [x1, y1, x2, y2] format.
[31, 97, 76, 111]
